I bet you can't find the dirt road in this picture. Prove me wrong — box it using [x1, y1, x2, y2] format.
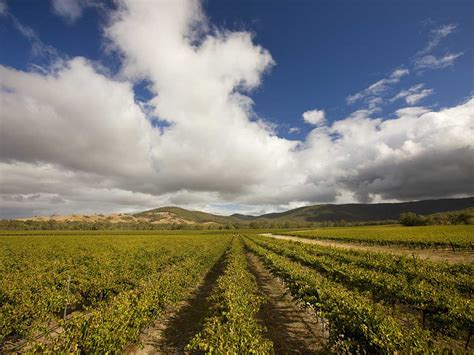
[260, 233, 473, 263]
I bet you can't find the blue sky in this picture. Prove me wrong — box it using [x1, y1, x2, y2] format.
[2, 0, 472, 139]
[207, 0, 474, 138]
[1, 0, 473, 217]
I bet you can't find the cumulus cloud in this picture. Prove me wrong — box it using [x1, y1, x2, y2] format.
[391, 84, 434, 105]
[302, 109, 326, 126]
[299, 98, 474, 203]
[1, 0, 473, 217]
[0, 58, 156, 182]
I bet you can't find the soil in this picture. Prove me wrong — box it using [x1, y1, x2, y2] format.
[127, 248, 330, 354]
[126, 252, 227, 354]
[261, 234, 474, 264]
[246, 252, 328, 354]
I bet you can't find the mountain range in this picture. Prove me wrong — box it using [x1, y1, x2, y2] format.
[136, 197, 474, 225]
[15, 197, 474, 226]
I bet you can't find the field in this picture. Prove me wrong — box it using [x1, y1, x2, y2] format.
[0, 227, 472, 353]
[282, 224, 474, 249]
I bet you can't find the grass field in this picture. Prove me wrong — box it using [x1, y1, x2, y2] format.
[0, 228, 472, 352]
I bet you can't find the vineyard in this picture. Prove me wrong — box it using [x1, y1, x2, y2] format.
[0, 229, 472, 353]
[281, 224, 474, 249]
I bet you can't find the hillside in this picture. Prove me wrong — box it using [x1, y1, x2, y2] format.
[11, 197, 474, 227]
[134, 206, 241, 225]
[138, 197, 474, 224]
[246, 197, 474, 223]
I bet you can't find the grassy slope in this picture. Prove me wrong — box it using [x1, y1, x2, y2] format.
[135, 206, 241, 224]
[255, 197, 474, 222]
[137, 197, 474, 224]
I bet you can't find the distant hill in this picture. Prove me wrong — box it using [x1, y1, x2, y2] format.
[243, 197, 474, 223]
[134, 206, 241, 225]
[12, 197, 474, 227]
[138, 197, 474, 224]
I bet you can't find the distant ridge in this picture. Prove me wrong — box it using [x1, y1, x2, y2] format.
[13, 197, 474, 225]
[139, 197, 474, 224]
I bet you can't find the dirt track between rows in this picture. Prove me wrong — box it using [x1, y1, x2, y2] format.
[128, 244, 330, 354]
[246, 252, 328, 353]
[127, 252, 227, 354]
[260, 233, 474, 263]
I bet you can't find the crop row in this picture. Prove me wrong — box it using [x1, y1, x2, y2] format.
[243, 236, 432, 353]
[187, 237, 273, 353]
[270, 236, 472, 296]
[282, 225, 474, 249]
[0, 234, 230, 350]
[249, 235, 472, 337]
[40, 243, 226, 352]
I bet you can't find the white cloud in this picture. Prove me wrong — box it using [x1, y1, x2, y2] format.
[0, 58, 156, 181]
[50, 0, 94, 23]
[1, 1, 473, 217]
[405, 90, 433, 105]
[390, 68, 409, 79]
[0, 0, 7, 16]
[347, 68, 408, 105]
[288, 127, 300, 134]
[302, 109, 326, 126]
[299, 98, 474, 203]
[9, 16, 58, 59]
[418, 24, 457, 56]
[367, 97, 383, 110]
[391, 84, 434, 105]
[414, 24, 463, 71]
[415, 52, 464, 70]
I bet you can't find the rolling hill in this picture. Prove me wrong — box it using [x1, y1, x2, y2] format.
[139, 197, 474, 224]
[12, 197, 474, 226]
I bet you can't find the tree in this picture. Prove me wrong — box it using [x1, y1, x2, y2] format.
[399, 212, 427, 226]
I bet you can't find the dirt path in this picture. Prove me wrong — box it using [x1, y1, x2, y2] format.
[246, 252, 328, 354]
[261, 234, 474, 264]
[127, 252, 227, 354]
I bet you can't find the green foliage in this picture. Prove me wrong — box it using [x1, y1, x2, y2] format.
[399, 209, 474, 226]
[3, 198, 471, 231]
[250, 235, 473, 337]
[2, 229, 472, 353]
[283, 224, 474, 249]
[187, 237, 273, 354]
[244, 236, 433, 353]
[400, 212, 428, 226]
[0, 233, 230, 351]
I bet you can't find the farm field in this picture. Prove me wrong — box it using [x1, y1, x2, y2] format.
[281, 224, 474, 249]
[0, 228, 472, 353]
[263, 233, 474, 263]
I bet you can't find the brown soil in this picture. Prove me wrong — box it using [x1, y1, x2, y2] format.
[126, 252, 227, 354]
[261, 234, 474, 264]
[246, 252, 328, 354]
[128, 248, 329, 354]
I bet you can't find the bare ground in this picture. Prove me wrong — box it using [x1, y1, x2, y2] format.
[126, 252, 227, 354]
[261, 234, 474, 264]
[246, 252, 328, 354]
[127, 247, 329, 354]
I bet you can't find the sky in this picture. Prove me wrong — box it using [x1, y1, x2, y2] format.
[0, 0, 473, 218]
